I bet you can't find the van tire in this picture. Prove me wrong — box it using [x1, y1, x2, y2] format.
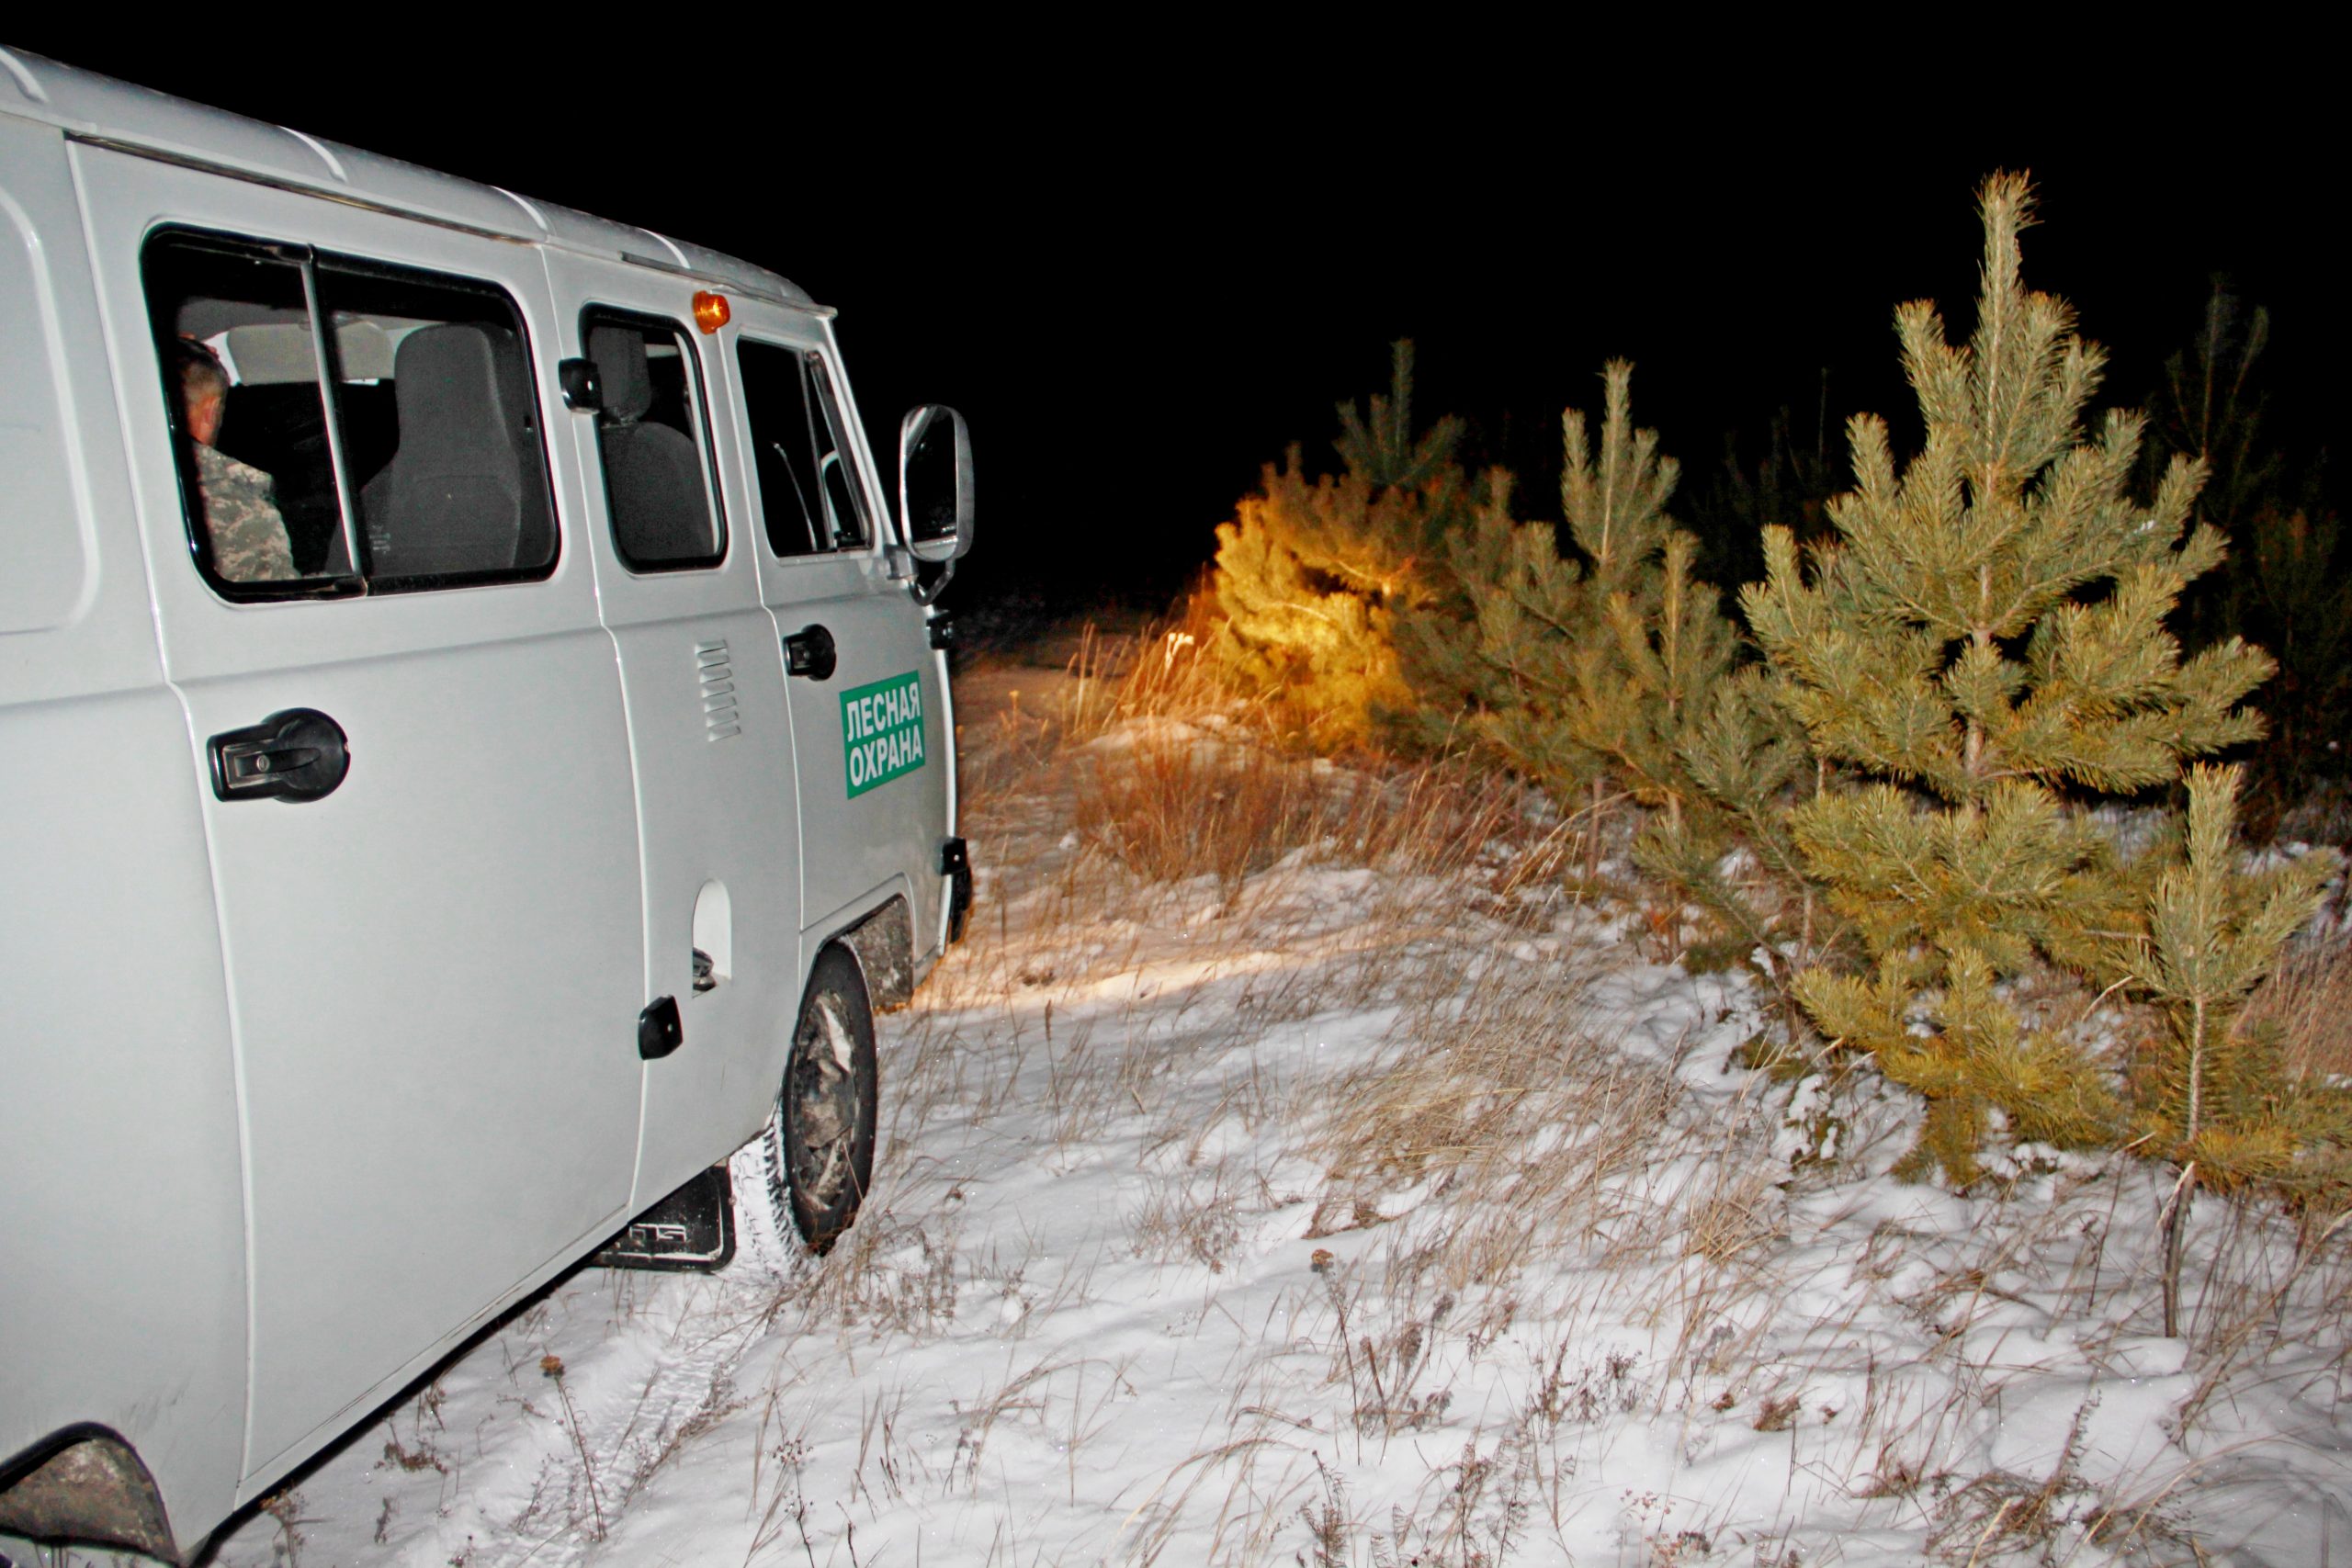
[736, 945, 877, 1260]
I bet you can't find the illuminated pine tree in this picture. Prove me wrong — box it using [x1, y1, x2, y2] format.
[1746, 174, 2275, 1184]
[1212, 342, 1473, 747]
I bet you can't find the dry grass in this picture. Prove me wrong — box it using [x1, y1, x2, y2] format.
[1297, 944, 1811, 1448]
[968, 611, 1555, 917]
[2242, 927, 2352, 1083]
[1074, 728, 1544, 904]
[1081, 742, 1543, 888]
[1058, 595, 1235, 743]
[1075, 736, 1330, 890]
[1317, 958, 1610, 1191]
[1275, 943, 2345, 1562]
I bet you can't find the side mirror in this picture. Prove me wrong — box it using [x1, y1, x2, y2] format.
[899, 404, 973, 565]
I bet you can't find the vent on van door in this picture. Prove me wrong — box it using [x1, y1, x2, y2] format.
[697, 640, 740, 741]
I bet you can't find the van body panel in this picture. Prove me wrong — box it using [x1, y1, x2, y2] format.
[533, 201, 690, 276]
[6, 50, 546, 247]
[0, 113, 251, 1537]
[542, 248, 808, 1210]
[0, 116, 158, 694]
[606, 593, 809, 1202]
[0, 692, 253, 1517]
[73, 145, 649, 1478]
[0, 150, 94, 637]
[277, 139, 556, 241]
[725, 300, 955, 960]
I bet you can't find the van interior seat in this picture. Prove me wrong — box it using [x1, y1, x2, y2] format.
[589, 323, 716, 566]
[357, 323, 533, 579]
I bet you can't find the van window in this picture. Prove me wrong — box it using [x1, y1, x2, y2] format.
[739, 338, 869, 558]
[582, 310, 725, 571]
[322, 262, 558, 585]
[141, 231, 559, 596]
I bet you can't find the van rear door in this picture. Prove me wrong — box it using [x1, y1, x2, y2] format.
[76, 147, 647, 1483]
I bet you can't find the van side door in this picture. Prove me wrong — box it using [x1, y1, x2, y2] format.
[541, 253, 805, 1204]
[74, 147, 647, 1485]
[724, 299, 955, 963]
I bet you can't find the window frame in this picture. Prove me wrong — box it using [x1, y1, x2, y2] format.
[579, 304, 730, 576]
[735, 333, 828, 561]
[736, 333, 878, 564]
[805, 349, 875, 555]
[141, 225, 563, 601]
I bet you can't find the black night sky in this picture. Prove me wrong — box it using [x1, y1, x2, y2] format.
[16, 35, 2344, 613]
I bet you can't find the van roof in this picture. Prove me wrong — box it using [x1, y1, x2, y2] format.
[0, 47, 822, 313]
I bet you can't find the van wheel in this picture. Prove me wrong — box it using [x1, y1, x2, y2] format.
[737, 945, 876, 1259]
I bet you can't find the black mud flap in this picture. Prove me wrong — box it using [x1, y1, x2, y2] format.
[942, 837, 972, 944]
[591, 1164, 735, 1272]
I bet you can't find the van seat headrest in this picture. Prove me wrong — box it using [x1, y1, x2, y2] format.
[393, 324, 505, 444]
[588, 323, 653, 423]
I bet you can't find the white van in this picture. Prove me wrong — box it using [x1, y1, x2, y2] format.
[0, 50, 973, 1562]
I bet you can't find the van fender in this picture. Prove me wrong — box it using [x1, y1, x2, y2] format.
[831, 895, 914, 1011]
[0, 1426, 178, 1563]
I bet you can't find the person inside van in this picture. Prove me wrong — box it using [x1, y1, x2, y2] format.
[173, 336, 296, 582]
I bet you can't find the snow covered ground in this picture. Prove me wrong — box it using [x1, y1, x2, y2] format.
[187, 664, 2351, 1568]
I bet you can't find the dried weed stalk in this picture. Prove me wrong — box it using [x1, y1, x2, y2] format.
[2242, 927, 2352, 1084]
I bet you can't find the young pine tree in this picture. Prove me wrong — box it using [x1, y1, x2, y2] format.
[1402, 363, 1748, 886]
[1212, 342, 1472, 747]
[1745, 174, 2275, 1185]
[2123, 763, 2341, 1333]
[1631, 666, 1830, 992]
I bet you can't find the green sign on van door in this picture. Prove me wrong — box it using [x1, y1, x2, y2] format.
[842, 671, 925, 798]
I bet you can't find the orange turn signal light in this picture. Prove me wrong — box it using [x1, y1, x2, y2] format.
[692, 290, 730, 333]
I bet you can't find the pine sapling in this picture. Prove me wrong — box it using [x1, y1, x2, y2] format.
[1410, 363, 1740, 883]
[2122, 763, 2338, 1334]
[1746, 174, 2274, 1184]
[1211, 341, 1475, 747]
[1553, 365, 1728, 874]
[1631, 667, 1830, 1006]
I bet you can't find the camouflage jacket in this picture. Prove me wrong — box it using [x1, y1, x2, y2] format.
[191, 440, 296, 582]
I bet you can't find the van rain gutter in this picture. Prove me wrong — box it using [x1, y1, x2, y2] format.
[616, 250, 833, 317]
[66, 134, 536, 245]
[70, 133, 838, 311]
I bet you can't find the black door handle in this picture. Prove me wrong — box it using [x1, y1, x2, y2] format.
[208, 708, 350, 802]
[786, 624, 837, 682]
